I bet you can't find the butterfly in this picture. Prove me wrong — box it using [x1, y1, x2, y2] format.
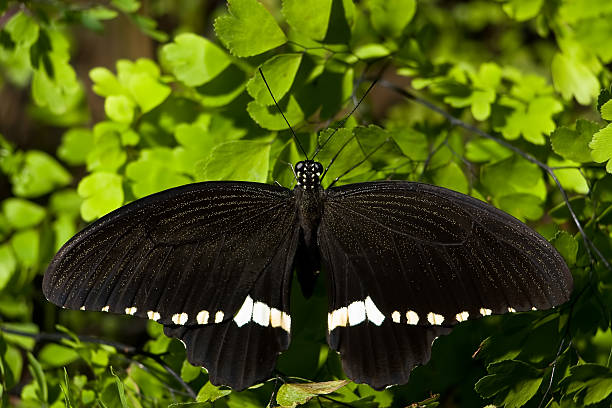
[42, 70, 572, 390]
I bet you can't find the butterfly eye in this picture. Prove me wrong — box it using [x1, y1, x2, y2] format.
[315, 163, 323, 174]
[295, 162, 304, 171]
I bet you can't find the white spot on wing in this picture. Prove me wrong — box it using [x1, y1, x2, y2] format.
[270, 307, 282, 327]
[328, 307, 348, 332]
[147, 310, 161, 321]
[234, 295, 254, 327]
[531, 306, 537, 311]
[102, 306, 109, 312]
[427, 312, 444, 325]
[365, 296, 385, 325]
[197, 310, 209, 324]
[172, 312, 188, 325]
[347, 301, 366, 326]
[391, 311, 400, 323]
[125, 307, 137, 315]
[281, 311, 291, 333]
[508, 307, 516, 313]
[80, 306, 86, 311]
[480, 308, 492, 316]
[215, 311, 224, 323]
[252, 302, 270, 327]
[406, 310, 419, 325]
[456, 311, 469, 322]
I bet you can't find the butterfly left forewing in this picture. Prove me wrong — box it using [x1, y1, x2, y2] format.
[43, 181, 301, 389]
[318, 180, 572, 389]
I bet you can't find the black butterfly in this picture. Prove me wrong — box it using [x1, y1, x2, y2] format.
[43, 151, 572, 390]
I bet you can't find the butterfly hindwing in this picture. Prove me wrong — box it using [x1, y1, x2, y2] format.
[319, 181, 572, 388]
[165, 223, 299, 390]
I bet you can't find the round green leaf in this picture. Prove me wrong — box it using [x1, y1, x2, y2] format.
[5, 11, 39, 47]
[551, 52, 599, 106]
[125, 148, 191, 198]
[282, 0, 333, 41]
[58, 128, 95, 166]
[551, 119, 599, 163]
[2, 198, 46, 229]
[247, 95, 304, 130]
[214, 0, 287, 57]
[90, 67, 126, 97]
[127, 72, 171, 113]
[162, 33, 231, 87]
[366, 0, 416, 38]
[247, 53, 303, 105]
[589, 124, 612, 173]
[0, 244, 17, 291]
[198, 140, 271, 182]
[11, 151, 71, 198]
[77, 172, 124, 221]
[105, 94, 135, 124]
[10, 228, 39, 268]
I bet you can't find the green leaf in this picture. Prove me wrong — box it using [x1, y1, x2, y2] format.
[551, 119, 599, 162]
[162, 33, 231, 87]
[276, 380, 351, 407]
[500, 0, 544, 21]
[11, 150, 71, 198]
[214, 0, 287, 57]
[10, 228, 39, 268]
[551, 230, 579, 266]
[194, 64, 247, 107]
[27, 352, 48, 404]
[104, 94, 135, 124]
[560, 364, 612, 406]
[548, 157, 589, 194]
[390, 127, 429, 161]
[5, 11, 39, 47]
[127, 72, 170, 113]
[601, 99, 612, 121]
[58, 128, 95, 166]
[125, 148, 191, 198]
[282, 0, 332, 40]
[2, 323, 37, 350]
[111, 0, 141, 13]
[196, 382, 231, 402]
[247, 95, 304, 130]
[496, 96, 563, 145]
[444, 63, 502, 121]
[465, 138, 512, 163]
[366, 0, 416, 38]
[2, 198, 45, 229]
[0, 244, 17, 291]
[247, 53, 302, 105]
[198, 140, 271, 182]
[77, 172, 124, 221]
[589, 124, 612, 173]
[110, 367, 129, 408]
[38, 344, 80, 367]
[481, 155, 546, 220]
[433, 162, 469, 194]
[475, 360, 543, 408]
[551, 52, 599, 106]
[90, 67, 126, 97]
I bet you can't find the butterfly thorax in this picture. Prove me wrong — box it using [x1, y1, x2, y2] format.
[293, 160, 325, 297]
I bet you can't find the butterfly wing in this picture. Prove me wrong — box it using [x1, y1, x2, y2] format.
[43, 181, 299, 389]
[319, 181, 572, 389]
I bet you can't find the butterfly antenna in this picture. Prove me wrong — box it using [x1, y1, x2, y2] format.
[320, 133, 357, 181]
[259, 68, 309, 160]
[327, 137, 391, 188]
[311, 76, 380, 160]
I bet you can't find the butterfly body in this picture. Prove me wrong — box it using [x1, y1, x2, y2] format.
[43, 156, 572, 390]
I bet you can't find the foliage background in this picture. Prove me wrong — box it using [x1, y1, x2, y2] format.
[0, 0, 611, 407]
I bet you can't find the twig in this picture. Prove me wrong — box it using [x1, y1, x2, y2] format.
[0, 326, 197, 400]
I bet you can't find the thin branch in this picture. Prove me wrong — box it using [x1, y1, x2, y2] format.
[380, 80, 611, 271]
[0, 326, 197, 400]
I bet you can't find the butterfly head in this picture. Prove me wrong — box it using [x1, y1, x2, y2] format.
[295, 160, 324, 189]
